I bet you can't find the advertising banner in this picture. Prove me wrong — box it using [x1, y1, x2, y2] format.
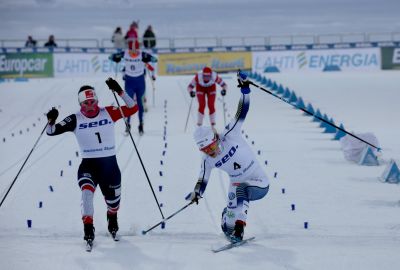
[0, 53, 53, 78]
[54, 53, 122, 77]
[381, 47, 400, 70]
[252, 48, 381, 73]
[158, 52, 252, 75]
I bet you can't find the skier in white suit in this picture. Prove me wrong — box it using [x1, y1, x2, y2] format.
[186, 70, 270, 243]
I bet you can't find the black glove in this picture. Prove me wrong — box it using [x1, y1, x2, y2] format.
[110, 54, 122, 63]
[151, 75, 156, 81]
[106, 77, 123, 95]
[190, 91, 196, 98]
[221, 89, 226, 96]
[46, 107, 59, 125]
[185, 191, 202, 205]
[237, 79, 250, 89]
[237, 70, 250, 88]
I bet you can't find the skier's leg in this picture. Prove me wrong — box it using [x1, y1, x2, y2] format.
[135, 85, 146, 133]
[245, 170, 270, 202]
[222, 173, 269, 241]
[221, 183, 246, 237]
[207, 91, 216, 126]
[196, 91, 205, 126]
[98, 156, 122, 233]
[124, 78, 135, 127]
[77, 160, 97, 240]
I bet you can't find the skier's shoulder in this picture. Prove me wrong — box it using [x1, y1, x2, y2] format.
[104, 105, 121, 117]
[56, 113, 77, 132]
[60, 113, 77, 125]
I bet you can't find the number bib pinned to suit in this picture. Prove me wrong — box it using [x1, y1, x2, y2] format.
[74, 108, 116, 158]
[124, 51, 145, 78]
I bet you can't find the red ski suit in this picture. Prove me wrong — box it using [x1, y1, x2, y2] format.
[187, 70, 226, 125]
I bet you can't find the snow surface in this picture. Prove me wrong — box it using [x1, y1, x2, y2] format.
[0, 71, 400, 269]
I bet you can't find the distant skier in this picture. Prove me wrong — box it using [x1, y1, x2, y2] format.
[46, 78, 138, 246]
[187, 67, 227, 126]
[110, 41, 157, 135]
[185, 70, 269, 243]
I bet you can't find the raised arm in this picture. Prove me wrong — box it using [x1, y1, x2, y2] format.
[105, 78, 138, 122]
[222, 71, 251, 137]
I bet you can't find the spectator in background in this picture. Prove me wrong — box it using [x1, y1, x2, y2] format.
[25, 36, 37, 47]
[111, 27, 125, 49]
[44, 35, 57, 48]
[143, 25, 156, 50]
[125, 21, 139, 50]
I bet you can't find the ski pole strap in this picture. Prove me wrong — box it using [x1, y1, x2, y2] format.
[248, 81, 381, 152]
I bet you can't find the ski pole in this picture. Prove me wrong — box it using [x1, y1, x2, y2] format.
[110, 82, 165, 220]
[147, 70, 156, 107]
[222, 95, 227, 127]
[184, 98, 194, 132]
[142, 201, 194, 235]
[248, 80, 381, 151]
[0, 122, 48, 208]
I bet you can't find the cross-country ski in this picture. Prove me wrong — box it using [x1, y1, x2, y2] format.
[212, 237, 256, 253]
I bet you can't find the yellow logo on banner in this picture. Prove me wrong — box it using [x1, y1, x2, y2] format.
[158, 52, 252, 75]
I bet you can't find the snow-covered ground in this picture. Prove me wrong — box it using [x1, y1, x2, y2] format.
[0, 70, 399, 270]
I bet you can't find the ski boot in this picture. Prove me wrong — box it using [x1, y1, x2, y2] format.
[84, 223, 95, 241]
[138, 122, 144, 135]
[107, 212, 119, 240]
[83, 223, 95, 251]
[230, 220, 245, 243]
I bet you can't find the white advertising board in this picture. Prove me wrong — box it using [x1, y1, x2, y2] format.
[53, 53, 121, 77]
[252, 48, 381, 73]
